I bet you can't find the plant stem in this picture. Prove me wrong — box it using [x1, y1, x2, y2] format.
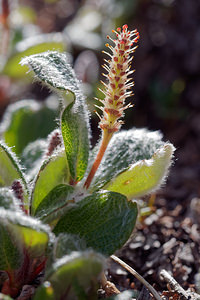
[111, 255, 162, 300]
[84, 130, 112, 189]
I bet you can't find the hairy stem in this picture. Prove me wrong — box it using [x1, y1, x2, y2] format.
[84, 130, 112, 189]
[111, 255, 162, 300]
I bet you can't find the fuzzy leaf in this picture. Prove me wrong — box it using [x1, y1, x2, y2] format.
[104, 144, 175, 199]
[0, 100, 58, 155]
[0, 209, 52, 271]
[34, 184, 74, 223]
[21, 51, 83, 97]
[31, 150, 69, 215]
[21, 51, 90, 181]
[90, 128, 165, 190]
[61, 102, 89, 181]
[38, 251, 103, 300]
[0, 141, 29, 205]
[3, 33, 67, 79]
[54, 191, 138, 256]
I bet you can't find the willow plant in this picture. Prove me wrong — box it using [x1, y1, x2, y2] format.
[0, 25, 175, 300]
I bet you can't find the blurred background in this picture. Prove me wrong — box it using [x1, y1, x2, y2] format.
[0, 0, 200, 206]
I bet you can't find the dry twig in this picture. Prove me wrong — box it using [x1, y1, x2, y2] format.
[111, 255, 162, 300]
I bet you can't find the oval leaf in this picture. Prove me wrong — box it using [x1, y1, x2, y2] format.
[89, 128, 165, 191]
[0, 208, 53, 271]
[31, 150, 69, 215]
[61, 102, 89, 182]
[21, 51, 90, 181]
[41, 251, 103, 300]
[54, 191, 138, 256]
[104, 143, 175, 199]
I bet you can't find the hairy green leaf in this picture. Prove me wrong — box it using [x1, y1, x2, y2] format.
[54, 191, 138, 256]
[43, 251, 103, 300]
[0, 141, 29, 206]
[21, 51, 90, 181]
[89, 128, 165, 191]
[31, 150, 69, 215]
[61, 102, 89, 182]
[0, 208, 53, 268]
[34, 184, 74, 223]
[3, 33, 67, 79]
[0, 100, 58, 155]
[104, 144, 175, 199]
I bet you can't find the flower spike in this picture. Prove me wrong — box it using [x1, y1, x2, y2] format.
[98, 25, 139, 133]
[84, 25, 139, 189]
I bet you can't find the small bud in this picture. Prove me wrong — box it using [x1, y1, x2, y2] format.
[46, 129, 62, 156]
[11, 180, 27, 214]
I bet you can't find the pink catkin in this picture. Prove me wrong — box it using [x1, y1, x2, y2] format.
[98, 25, 139, 133]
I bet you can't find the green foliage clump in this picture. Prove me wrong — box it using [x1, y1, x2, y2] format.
[0, 51, 175, 299]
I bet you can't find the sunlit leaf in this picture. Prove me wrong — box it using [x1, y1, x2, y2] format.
[104, 144, 175, 199]
[21, 51, 90, 182]
[61, 101, 89, 182]
[89, 128, 165, 191]
[0, 208, 53, 271]
[31, 149, 69, 215]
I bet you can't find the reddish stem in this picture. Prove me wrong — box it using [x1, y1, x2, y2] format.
[1, 271, 19, 298]
[84, 130, 112, 189]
